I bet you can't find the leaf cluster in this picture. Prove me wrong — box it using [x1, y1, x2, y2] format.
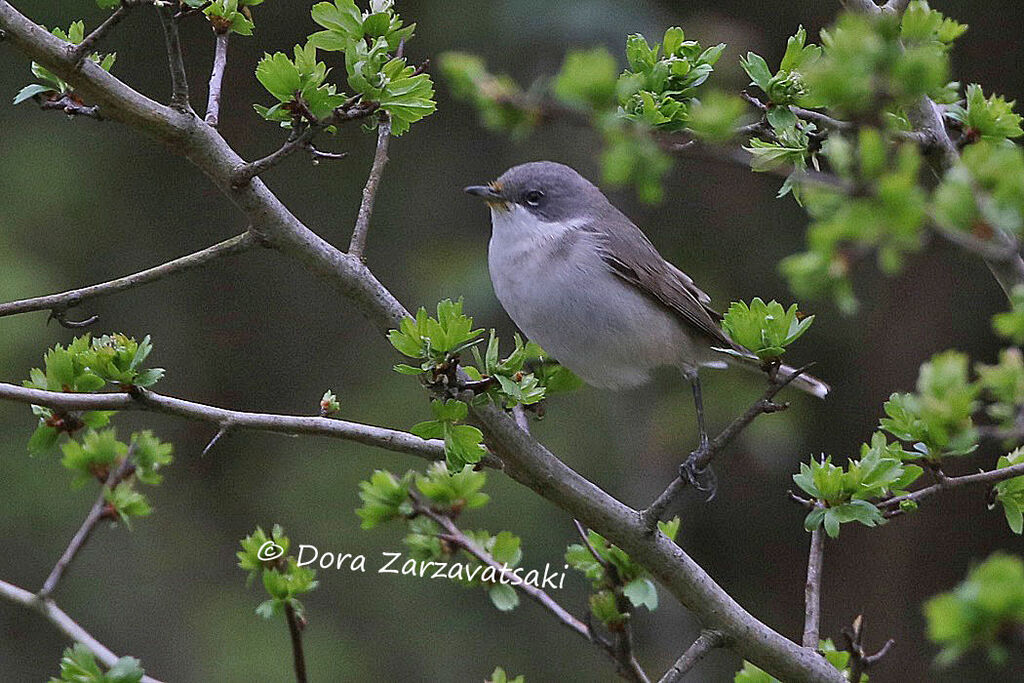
[237, 524, 319, 620]
[14, 22, 116, 105]
[49, 643, 144, 683]
[924, 552, 1024, 666]
[720, 298, 814, 362]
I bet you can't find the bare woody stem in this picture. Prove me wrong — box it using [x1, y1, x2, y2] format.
[0, 382, 460, 464]
[349, 114, 391, 260]
[39, 444, 137, 600]
[156, 6, 190, 111]
[658, 629, 726, 683]
[284, 603, 308, 683]
[802, 526, 825, 649]
[877, 461, 1024, 517]
[0, 232, 257, 320]
[0, 579, 164, 683]
[205, 31, 229, 127]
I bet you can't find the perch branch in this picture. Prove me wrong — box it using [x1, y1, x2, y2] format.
[877, 461, 1024, 517]
[641, 365, 813, 531]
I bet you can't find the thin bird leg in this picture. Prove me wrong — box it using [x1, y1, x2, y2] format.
[681, 370, 717, 498]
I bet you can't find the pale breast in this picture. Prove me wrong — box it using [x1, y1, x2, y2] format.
[487, 209, 695, 389]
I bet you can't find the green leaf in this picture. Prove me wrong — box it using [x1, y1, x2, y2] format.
[488, 583, 519, 611]
[13, 83, 54, 104]
[623, 577, 658, 611]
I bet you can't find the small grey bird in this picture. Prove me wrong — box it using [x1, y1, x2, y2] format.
[465, 161, 828, 457]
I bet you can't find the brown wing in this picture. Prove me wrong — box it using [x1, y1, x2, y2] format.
[586, 210, 733, 348]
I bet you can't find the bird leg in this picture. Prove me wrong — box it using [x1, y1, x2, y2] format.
[681, 370, 717, 499]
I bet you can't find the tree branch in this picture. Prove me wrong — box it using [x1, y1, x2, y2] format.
[0, 382, 459, 464]
[39, 94, 102, 119]
[283, 602, 308, 683]
[348, 114, 391, 260]
[0, 232, 257, 321]
[205, 31, 229, 127]
[877, 461, 1024, 517]
[39, 443, 137, 600]
[802, 526, 824, 649]
[70, 1, 143, 64]
[0, 578, 163, 683]
[0, 7, 843, 680]
[155, 6, 190, 112]
[640, 365, 812, 531]
[657, 629, 726, 683]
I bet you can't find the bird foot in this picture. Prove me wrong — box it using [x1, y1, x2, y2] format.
[679, 458, 717, 502]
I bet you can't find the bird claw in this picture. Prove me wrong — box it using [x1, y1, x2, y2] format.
[680, 459, 717, 501]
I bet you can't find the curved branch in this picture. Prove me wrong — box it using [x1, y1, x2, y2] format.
[0, 382, 449, 462]
[0, 578, 163, 683]
[0, 232, 258, 320]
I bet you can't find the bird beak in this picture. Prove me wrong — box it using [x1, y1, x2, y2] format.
[464, 183, 508, 209]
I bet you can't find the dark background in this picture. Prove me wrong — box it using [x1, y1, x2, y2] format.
[1, 1, 1022, 681]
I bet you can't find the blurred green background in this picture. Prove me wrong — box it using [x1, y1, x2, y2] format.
[1, 1, 1022, 681]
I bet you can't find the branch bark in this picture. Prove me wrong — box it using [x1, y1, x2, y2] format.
[205, 31, 229, 127]
[0, 5, 843, 680]
[0, 382, 452, 463]
[283, 602, 308, 683]
[877, 461, 1024, 516]
[658, 629, 725, 683]
[0, 232, 257, 320]
[349, 114, 391, 260]
[155, 6, 190, 112]
[0, 579, 163, 683]
[802, 526, 824, 649]
[39, 444, 136, 599]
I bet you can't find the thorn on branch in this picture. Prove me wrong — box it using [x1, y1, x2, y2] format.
[202, 424, 231, 456]
[48, 308, 100, 329]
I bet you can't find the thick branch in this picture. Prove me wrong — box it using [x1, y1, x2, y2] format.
[0, 7, 842, 680]
[0, 579, 163, 683]
[802, 526, 824, 649]
[658, 629, 726, 683]
[205, 31, 229, 127]
[349, 115, 392, 260]
[39, 445, 136, 599]
[0, 232, 257, 320]
[0, 382, 452, 463]
[878, 461, 1024, 516]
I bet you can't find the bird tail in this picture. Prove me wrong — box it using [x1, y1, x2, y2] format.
[714, 351, 830, 399]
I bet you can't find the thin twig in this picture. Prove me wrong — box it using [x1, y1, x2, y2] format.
[842, 615, 895, 682]
[0, 579, 164, 682]
[349, 114, 392, 260]
[641, 365, 813, 531]
[0, 381, 478, 464]
[70, 1, 139, 64]
[205, 31, 229, 127]
[39, 443, 137, 599]
[414, 498, 588, 639]
[790, 106, 854, 132]
[283, 602, 308, 683]
[156, 6, 190, 111]
[39, 94, 102, 119]
[657, 629, 726, 683]
[802, 525, 824, 649]
[0, 232, 257, 320]
[877, 461, 1024, 517]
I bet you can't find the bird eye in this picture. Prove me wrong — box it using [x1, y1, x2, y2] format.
[524, 190, 544, 206]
